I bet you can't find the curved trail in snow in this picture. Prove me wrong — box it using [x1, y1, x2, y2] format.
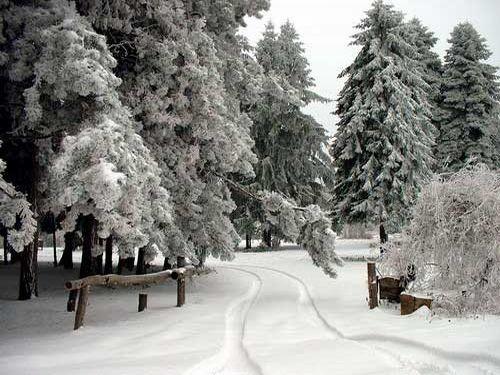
[241, 264, 500, 375]
[184, 267, 263, 375]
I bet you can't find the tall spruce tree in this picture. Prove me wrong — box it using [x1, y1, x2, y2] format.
[406, 18, 443, 134]
[436, 23, 500, 171]
[245, 22, 334, 245]
[331, 0, 435, 231]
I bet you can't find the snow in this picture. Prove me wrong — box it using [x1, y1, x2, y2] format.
[1, 240, 500, 374]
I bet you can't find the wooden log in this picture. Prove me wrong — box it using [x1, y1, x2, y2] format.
[67, 289, 78, 312]
[400, 293, 432, 315]
[379, 277, 405, 302]
[65, 266, 195, 290]
[138, 293, 147, 312]
[177, 275, 185, 307]
[367, 262, 378, 309]
[74, 286, 89, 330]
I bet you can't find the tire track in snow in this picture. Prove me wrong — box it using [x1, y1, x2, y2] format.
[241, 264, 500, 375]
[184, 267, 263, 375]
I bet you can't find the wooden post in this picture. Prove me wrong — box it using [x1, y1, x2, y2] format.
[67, 289, 78, 312]
[138, 293, 148, 312]
[177, 275, 185, 307]
[367, 262, 378, 309]
[74, 285, 89, 330]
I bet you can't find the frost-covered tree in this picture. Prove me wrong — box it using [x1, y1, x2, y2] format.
[0, 143, 36, 256]
[261, 192, 342, 277]
[50, 113, 173, 277]
[436, 23, 500, 171]
[0, 0, 133, 297]
[76, 0, 263, 264]
[406, 18, 443, 133]
[243, 22, 334, 246]
[252, 22, 333, 205]
[331, 1, 435, 232]
[380, 165, 500, 315]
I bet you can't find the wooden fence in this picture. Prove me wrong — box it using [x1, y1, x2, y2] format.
[367, 262, 432, 315]
[65, 262, 199, 330]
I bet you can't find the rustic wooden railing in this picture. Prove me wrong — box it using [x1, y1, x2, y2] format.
[65, 263, 199, 330]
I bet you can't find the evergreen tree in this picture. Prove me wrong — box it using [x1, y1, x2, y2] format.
[406, 18, 443, 133]
[49, 114, 173, 277]
[0, 143, 36, 254]
[0, 0, 133, 297]
[331, 0, 435, 231]
[76, 0, 263, 264]
[437, 23, 500, 171]
[243, 22, 334, 245]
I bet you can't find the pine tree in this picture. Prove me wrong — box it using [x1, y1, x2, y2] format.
[49, 114, 173, 277]
[0, 0, 131, 297]
[0, 143, 36, 255]
[406, 18, 443, 133]
[244, 22, 334, 245]
[436, 23, 500, 171]
[331, 0, 435, 231]
[76, 0, 264, 264]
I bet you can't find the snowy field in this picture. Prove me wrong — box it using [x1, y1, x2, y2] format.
[1, 240, 500, 375]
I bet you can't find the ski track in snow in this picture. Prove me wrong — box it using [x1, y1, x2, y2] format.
[239, 264, 500, 375]
[184, 267, 263, 375]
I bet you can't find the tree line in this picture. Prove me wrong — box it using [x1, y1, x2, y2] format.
[0, 0, 498, 300]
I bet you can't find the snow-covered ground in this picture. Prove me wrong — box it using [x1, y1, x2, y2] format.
[1, 240, 499, 374]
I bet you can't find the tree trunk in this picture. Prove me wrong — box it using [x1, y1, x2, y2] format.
[92, 254, 103, 275]
[163, 257, 172, 270]
[18, 143, 39, 300]
[177, 256, 186, 268]
[245, 233, 252, 249]
[117, 257, 124, 275]
[379, 223, 388, 244]
[3, 234, 8, 265]
[136, 247, 146, 275]
[104, 236, 113, 274]
[52, 229, 57, 267]
[126, 256, 135, 271]
[59, 232, 75, 269]
[263, 227, 272, 248]
[19, 237, 39, 300]
[80, 215, 96, 278]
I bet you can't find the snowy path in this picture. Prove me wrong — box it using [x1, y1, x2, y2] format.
[186, 262, 500, 375]
[2, 243, 500, 375]
[185, 268, 263, 375]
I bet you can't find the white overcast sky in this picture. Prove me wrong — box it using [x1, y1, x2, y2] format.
[241, 0, 500, 135]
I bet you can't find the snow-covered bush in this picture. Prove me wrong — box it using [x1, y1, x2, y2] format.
[261, 192, 343, 277]
[380, 165, 500, 315]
